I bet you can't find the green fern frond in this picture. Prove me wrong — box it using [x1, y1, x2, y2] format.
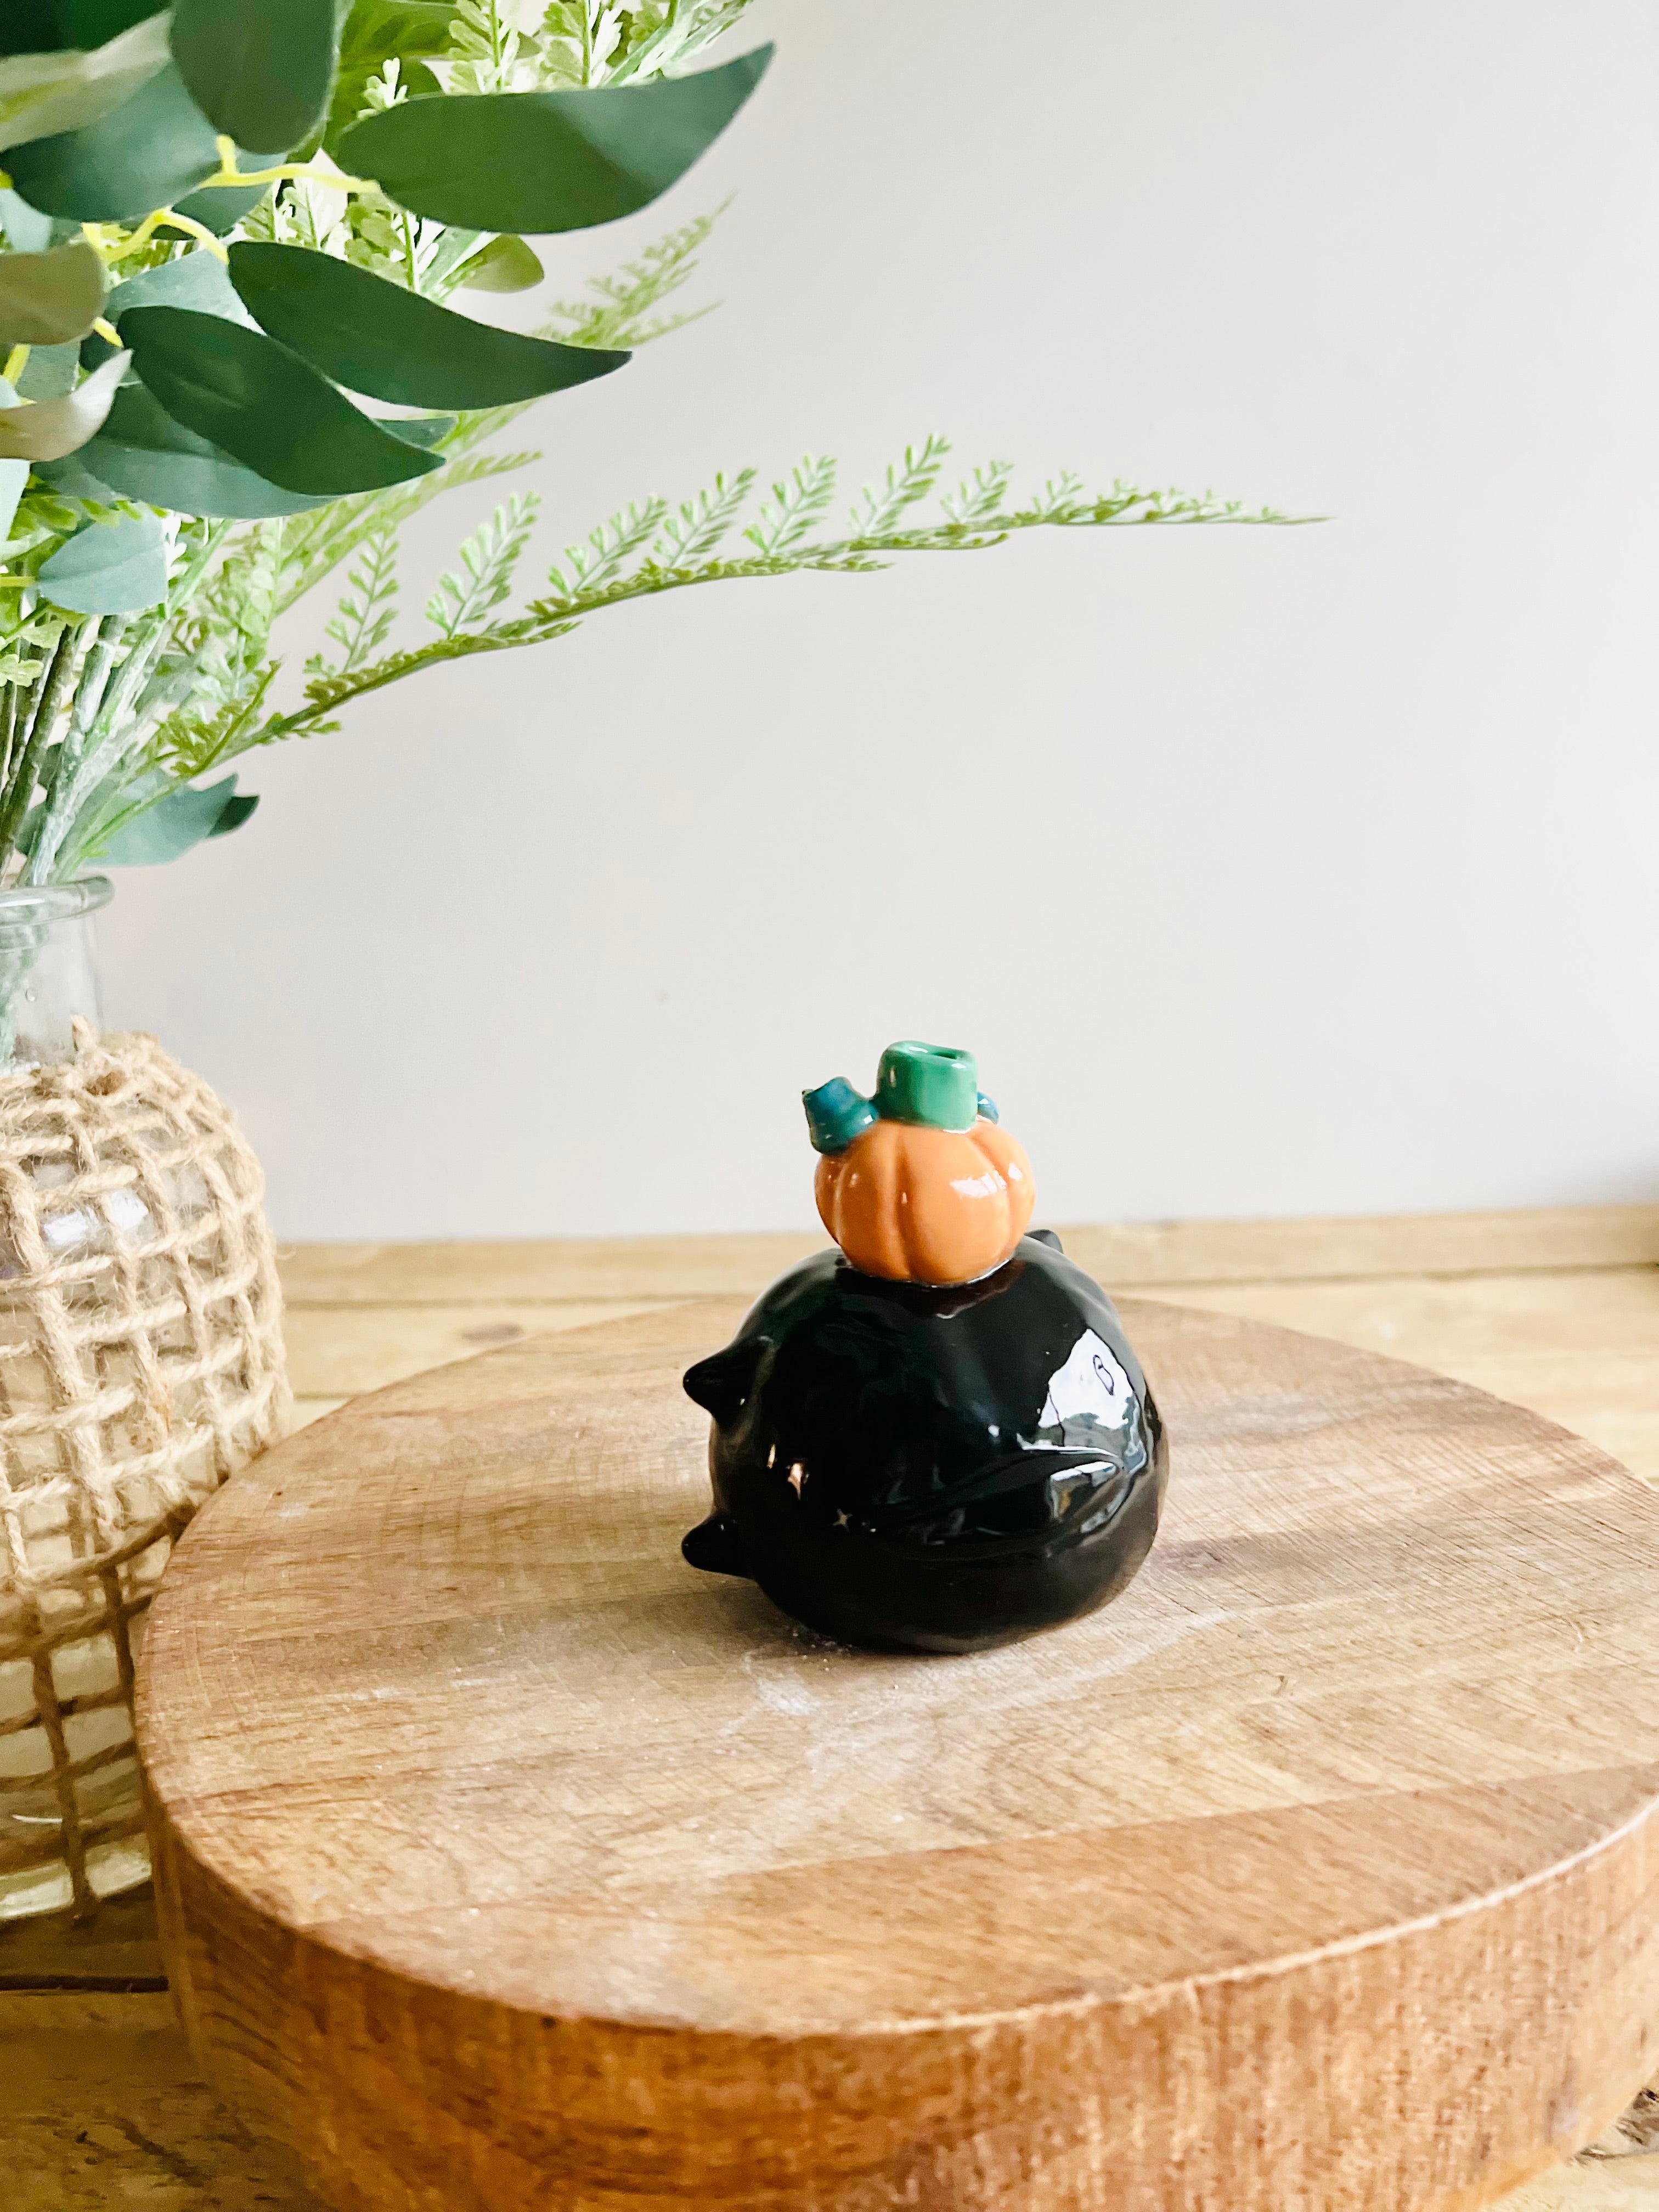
[426, 493, 541, 637]
[1032, 472, 1086, 520]
[548, 497, 667, 593]
[447, 0, 521, 94]
[314, 528, 400, 675]
[941, 461, 1013, 528]
[288, 617, 580, 726]
[744, 457, 837, 555]
[155, 662, 279, 781]
[854, 435, 950, 535]
[358, 57, 407, 117]
[537, 1, 608, 88]
[246, 459, 1297, 748]
[653, 468, 757, 565]
[540, 206, 726, 349]
[502, 0, 760, 94]
[607, 0, 759, 83]
[275, 447, 540, 615]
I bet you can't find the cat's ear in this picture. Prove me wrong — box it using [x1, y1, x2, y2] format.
[680, 1514, 748, 1580]
[682, 1335, 773, 1427]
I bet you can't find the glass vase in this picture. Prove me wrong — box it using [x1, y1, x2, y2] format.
[0, 877, 109, 1070]
[0, 878, 287, 1921]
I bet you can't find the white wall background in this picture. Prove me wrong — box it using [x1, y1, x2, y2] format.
[103, 0, 1659, 1240]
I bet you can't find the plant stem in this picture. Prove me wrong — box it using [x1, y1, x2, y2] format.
[4, 654, 49, 782]
[29, 524, 230, 882]
[258, 491, 1302, 746]
[26, 617, 128, 886]
[0, 620, 89, 872]
[65, 618, 125, 746]
[0, 685, 16, 794]
[39, 613, 173, 874]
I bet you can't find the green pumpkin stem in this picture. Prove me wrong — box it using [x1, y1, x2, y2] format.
[802, 1076, 877, 1156]
[875, 1041, 979, 1131]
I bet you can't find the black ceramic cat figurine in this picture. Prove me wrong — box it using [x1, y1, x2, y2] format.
[681, 1042, 1167, 1654]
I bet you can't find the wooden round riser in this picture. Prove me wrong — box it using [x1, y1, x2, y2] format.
[136, 1297, 1659, 2212]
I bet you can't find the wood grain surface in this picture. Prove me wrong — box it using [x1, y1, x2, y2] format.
[272, 1206, 1659, 1307]
[0, 1991, 304, 2211]
[136, 1283, 1659, 2212]
[7, 1206, 1658, 2212]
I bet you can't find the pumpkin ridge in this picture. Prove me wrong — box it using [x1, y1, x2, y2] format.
[961, 1122, 1008, 1201]
[811, 1084, 1031, 1283]
[893, 1123, 925, 1282]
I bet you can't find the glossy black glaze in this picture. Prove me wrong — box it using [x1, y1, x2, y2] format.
[681, 1233, 1166, 1654]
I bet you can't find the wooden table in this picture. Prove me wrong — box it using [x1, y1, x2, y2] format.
[8, 1206, 1659, 2209]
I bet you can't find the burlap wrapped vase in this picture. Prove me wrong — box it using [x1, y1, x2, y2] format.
[0, 1025, 287, 1920]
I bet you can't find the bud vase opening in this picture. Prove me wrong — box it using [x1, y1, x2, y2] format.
[0, 877, 109, 1073]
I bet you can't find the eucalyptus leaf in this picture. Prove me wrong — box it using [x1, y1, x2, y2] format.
[32, 447, 119, 499]
[228, 242, 628, 409]
[0, 9, 168, 155]
[60, 2, 168, 44]
[65, 381, 331, 515]
[38, 510, 167, 613]
[0, 459, 29, 545]
[454, 234, 544, 295]
[335, 46, 774, 234]
[17, 337, 83, 397]
[97, 773, 258, 866]
[0, 239, 105, 346]
[0, 5, 60, 59]
[110, 247, 256, 325]
[7, 60, 221, 221]
[0, 347, 127, 460]
[383, 413, 455, 448]
[0, 187, 53, 252]
[212, 790, 258, 837]
[171, 0, 336, 154]
[122, 305, 444, 495]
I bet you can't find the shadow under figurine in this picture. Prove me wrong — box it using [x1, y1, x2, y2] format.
[682, 1041, 1167, 1654]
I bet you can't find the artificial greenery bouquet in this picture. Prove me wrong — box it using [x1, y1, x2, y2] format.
[0, 0, 1273, 904]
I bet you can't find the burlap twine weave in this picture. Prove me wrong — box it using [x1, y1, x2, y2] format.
[0, 1025, 287, 1919]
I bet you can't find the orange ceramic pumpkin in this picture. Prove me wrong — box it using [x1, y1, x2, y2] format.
[815, 1115, 1035, 1285]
